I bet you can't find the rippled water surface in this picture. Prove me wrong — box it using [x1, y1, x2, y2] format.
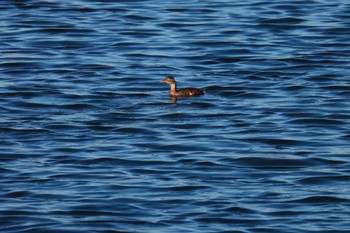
[1, 0, 350, 232]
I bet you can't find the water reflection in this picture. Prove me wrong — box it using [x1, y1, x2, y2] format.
[170, 96, 177, 103]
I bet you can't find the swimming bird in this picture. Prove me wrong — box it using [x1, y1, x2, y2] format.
[161, 76, 205, 97]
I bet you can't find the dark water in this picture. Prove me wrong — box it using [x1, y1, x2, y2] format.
[1, 0, 350, 232]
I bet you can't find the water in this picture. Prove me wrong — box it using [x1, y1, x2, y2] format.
[1, 0, 350, 232]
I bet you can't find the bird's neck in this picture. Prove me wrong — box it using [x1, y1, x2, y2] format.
[170, 83, 177, 95]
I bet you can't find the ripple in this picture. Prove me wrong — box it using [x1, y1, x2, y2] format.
[1, 0, 350, 233]
[287, 118, 345, 125]
[231, 156, 319, 168]
[297, 175, 350, 185]
[288, 196, 349, 204]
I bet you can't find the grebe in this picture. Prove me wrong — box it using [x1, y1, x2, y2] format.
[161, 76, 205, 97]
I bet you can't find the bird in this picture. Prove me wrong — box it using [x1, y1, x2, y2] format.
[161, 76, 205, 97]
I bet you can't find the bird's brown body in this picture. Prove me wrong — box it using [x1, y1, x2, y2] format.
[161, 76, 205, 97]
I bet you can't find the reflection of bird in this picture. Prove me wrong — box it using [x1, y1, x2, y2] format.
[161, 76, 205, 97]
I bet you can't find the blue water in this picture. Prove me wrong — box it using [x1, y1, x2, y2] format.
[1, 0, 350, 232]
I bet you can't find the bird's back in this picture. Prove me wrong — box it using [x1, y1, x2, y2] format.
[175, 88, 205, 97]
